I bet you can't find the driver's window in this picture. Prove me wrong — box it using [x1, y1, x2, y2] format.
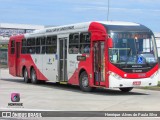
[142, 39, 151, 52]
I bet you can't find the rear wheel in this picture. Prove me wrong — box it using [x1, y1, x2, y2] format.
[119, 87, 133, 92]
[79, 71, 93, 92]
[31, 68, 39, 84]
[24, 68, 31, 83]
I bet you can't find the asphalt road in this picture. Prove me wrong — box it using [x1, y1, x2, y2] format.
[0, 69, 160, 120]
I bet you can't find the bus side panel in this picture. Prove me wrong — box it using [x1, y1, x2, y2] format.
[20, 54, 48, 81]
[89, 22, 108, 87]
[68, 22, 108, 87]
[8, 39, 16, 76]
[67, 54, 80, 85]
[37, 54, 57, 82]
[68, 56, 92, 86]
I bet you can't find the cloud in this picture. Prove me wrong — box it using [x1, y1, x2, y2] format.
[74, 5, 160, 13]
[111, 8, 160, 12]
[0, 0, 159, 32]
[74, 6, 107, 11]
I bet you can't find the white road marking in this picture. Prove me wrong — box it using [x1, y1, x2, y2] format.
[0, 107, 61, 111]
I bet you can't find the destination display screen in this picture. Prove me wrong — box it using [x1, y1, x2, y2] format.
[111, 32, 151, 39]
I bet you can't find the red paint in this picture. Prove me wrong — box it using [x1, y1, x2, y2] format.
[109, 62, 159, 79]
[68, 69, 79, 85]
[8, 35, 48, 81]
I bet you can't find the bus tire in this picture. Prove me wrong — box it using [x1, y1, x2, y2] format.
[24, 68, 31, 83]
[79, 71, 93, 92]
[119, 87, 133, 92]
[31, 68, 39, 84]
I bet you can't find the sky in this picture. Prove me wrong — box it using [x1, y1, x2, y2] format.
[0, 0, 160, 32]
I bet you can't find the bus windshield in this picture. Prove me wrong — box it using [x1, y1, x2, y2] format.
[109, 32, 158, 65]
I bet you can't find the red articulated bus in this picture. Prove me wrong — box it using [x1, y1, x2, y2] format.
[8, 21, 159, 92]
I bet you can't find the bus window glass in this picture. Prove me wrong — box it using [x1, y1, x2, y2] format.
[42, 46, 46, 54]
[80, 32, 90, 54]
[51, 36, 57, 45]
[30, 38, 35, 46]
[27, 38, 31, 46]
[26, 38, 36, 54]
[21, 39, 27, 54]
[46, 37, 52, 45]
[35, 38, 41, 54]
[109, 32, 157, 65]
[36, 38, 40, 45]
[22, 39, 26, 46]
[27, 47, 35, 54]
[69, 33, 79, 54]
[36, 46, 40, 54]
[46, 36, 57, 54]
[41, 37, 46, 45]
[11, 40, 15, 54]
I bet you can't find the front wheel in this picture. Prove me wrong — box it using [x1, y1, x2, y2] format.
[79, 71, 93, 92]
[119, 87, 133, 92]
[31, 68, 39, 84]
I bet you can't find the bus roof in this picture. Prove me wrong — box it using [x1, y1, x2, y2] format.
[24, 21, 144, 37]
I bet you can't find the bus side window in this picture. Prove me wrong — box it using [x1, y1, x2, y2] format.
[11, 40, 15, 54]
[69, 33, 79, 54]
[41, 37, 46, 54]
[26, 38, 35, 54]
[51, 36, 57, 54]
[46, 36, 57, 54]
[80, 32, 90, 54]
[36, 38, 41, 54]
[21, 39, 26, 54]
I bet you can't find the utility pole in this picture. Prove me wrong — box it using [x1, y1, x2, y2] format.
[107, 0, 110, 21]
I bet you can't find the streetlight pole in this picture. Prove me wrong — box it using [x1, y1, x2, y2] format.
[107, 0, 110, 21]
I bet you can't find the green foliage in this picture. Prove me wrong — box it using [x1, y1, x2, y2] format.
[0, 44, 8, 49]
[158, 81, 160, 87]
[140, 81, 160, 91]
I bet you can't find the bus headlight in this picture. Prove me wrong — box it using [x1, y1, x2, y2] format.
[109, 71, 122, 80]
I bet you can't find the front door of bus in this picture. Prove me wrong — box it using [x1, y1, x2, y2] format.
[59, 38, 67, 81]
[16, 42, 21, 76]
[93, 41, 105, 85]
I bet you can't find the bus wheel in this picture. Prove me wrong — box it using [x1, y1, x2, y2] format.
[79, 71, 93, 92]
[24, 68, 30, 83]
[119, 87, 133, 92]
[31, 68, 39, 84]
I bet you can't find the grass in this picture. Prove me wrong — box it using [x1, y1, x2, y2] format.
[158, 81, 160, 87]
[140, 81, 160, 91]
[0, 45, 8, 49]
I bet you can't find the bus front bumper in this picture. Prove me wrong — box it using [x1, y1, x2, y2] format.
[108, 71, 160, 88]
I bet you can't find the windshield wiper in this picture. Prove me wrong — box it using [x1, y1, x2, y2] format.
[125, 48, 131, 68]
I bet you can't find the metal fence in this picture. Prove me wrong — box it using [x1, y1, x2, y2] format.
[0, 48, 8, 68]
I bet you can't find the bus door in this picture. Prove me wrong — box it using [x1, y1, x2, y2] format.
[93, 41, 105, 85]
[59, 38, 68, 81]
[15, 42, 21, 76]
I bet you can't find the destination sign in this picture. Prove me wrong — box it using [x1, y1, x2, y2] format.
[111, 32, 151, 39]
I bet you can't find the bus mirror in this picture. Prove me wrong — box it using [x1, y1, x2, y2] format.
[108, 38, 113, 48]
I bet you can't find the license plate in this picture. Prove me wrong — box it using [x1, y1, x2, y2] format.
[133, 81, 141, 85]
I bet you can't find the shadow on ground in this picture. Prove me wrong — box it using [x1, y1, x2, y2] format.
[0, 78, 149, 96]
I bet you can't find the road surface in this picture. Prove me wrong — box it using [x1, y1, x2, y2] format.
[0, 69, 160, 120]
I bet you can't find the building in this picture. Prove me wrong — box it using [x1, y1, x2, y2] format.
[0, 23, 44, 45]
[0, 23, 44, 68]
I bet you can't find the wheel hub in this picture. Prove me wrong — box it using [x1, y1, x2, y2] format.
[82, 76, 88, 87]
